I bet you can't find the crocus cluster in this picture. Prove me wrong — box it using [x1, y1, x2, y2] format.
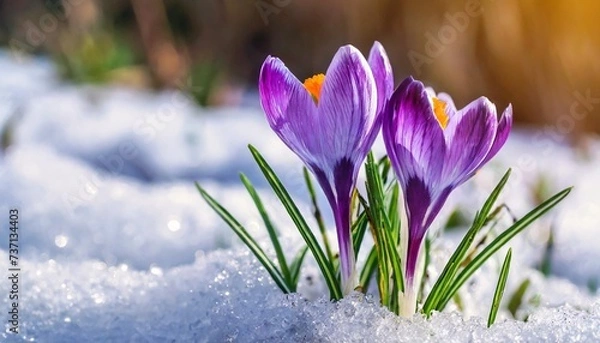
[259, 42, 512, 314]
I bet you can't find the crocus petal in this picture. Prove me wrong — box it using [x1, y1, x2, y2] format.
[316, 45, 378, 165]
[315, 46, 378, 294]
[481, 104, 513, 165]
[362, 41, 393, 158]
[442, 97, 497, 187]
[258, 56, 318, 165]
[332, 157, 357, 293]
[404, 177, 432, 241]
[403, 177, 431, 281]
[384, 143, 420, 189]
[383, 77, 446, 189]
[368, 41, 394, 115]
[423, 186, 452, 230]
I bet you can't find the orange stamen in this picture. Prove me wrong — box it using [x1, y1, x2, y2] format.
[432, 97, 449, 129]
[303, 73, 325, 103]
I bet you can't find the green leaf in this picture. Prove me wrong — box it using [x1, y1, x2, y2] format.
[483, 204, 517, 228]
[363, 153, 391, 306]
[303, 167, 336, 265]
[478, 170, 513, 226]
[438, 187, 572, 310]
[386, 183, 401, 243]
[240, 173, 292, 286]
[508, 278, 531, 319]
[423, 169, 512, 315]
[488, 248, 512, 327]
[453, 292, 464, 312]
[364, 152, 404, 312]
[382, 219, 405, 311]
[444, 209, 470, 231]
[359, 246, 378, 292]
[378, 156, 392, 184]
[352, 210, 369, 258]
[359, 194, 390, 305]
[290, 246, 309, 287]
[195, 182, 291, 293]
[537, 226, 555, 276]
[423, 214, 480, 315]
[248, 145, 342, 300]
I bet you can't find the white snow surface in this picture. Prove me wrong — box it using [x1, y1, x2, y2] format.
[1, 53, 600, 342]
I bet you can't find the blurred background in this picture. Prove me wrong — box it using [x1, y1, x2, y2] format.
[1, 0, 599, 136]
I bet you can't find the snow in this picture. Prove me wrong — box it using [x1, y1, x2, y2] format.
[4, 249, 600, 342]
[1, 52, 600, 341]
[11, 85, 300, 183]
[0, 145, 309, 270]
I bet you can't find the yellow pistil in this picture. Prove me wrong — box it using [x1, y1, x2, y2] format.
[303, 73, 325, 103]
[432, 97, 449, 129]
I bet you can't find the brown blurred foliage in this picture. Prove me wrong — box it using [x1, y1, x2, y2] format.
[2, 0, 600, 135]
[217, 0, 600, 136]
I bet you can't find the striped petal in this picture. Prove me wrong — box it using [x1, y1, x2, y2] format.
[481, 104, 513, 165]
[442, 97, 497, 187]
[258, 56, 318, 165]
[383, 77, 446, 189]
[403, 177, 432, 280]
[368, 41, 394, 115]
[316, 45, 378, 166]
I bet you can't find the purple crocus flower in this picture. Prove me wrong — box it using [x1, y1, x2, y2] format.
[382, 76, 512, 314]
[259, 42, 393, 295]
